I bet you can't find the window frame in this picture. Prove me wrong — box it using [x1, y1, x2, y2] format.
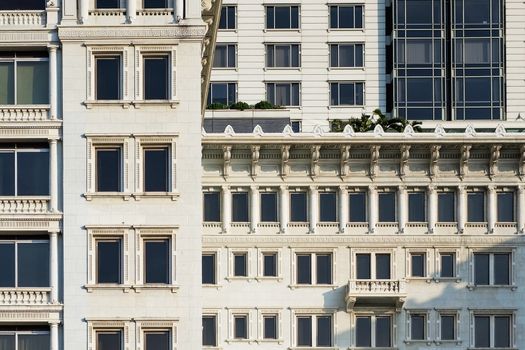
[266, 82, 301, 107]
[329, 81, 365, 106]
[257, 249, 281, 280]
[352, 249, 396, 280]
[407, 190, 427, 223]
[353, 313, 395, 348]
[405, 248, 431, 281]
[469, 249, 516, 289]
[292, 311, 335, 348]
[228, 249, 251, 280]
[213, 43, 237, 69]
[318, 190, 338, 223]
[265, 5, 301, 30]
[329, 43, 365, 68]
[134, 46, 177, 104]
[405, 310, 431, 342]
[467, 190, 486, 223]
[202, 252, 218, 286]
[94, 54, 122, 101]
[259, 190, 279, 223]
[219, 5, 237, 30]
[435, 309, 461, 343]
[86, 46, 129, 105]
[496, 189, 515, 223]
[207, 82, 237, 106]
[95, 147, 123, 193]
[434, 248, 461, 282]
[348, 188, 368, 223]
[0, 238, 50, 288]
[437, 189, 457, 223]
[231, 190, 250, 223]
[0, 328, 50, 350]
[470, 311, 516, 349]
[88, 320, 130, 350]
[265, 43, 301, 68]
[139, 324, 176, 350]
[289, 190, 308, 223]
[377, 189, 397, 223]
[95, 238, 123, 285]
[257, 309, 283, 343]
[292, 249, 335, 286]
[230, 312, 250, 341]
[329, 4, 365, 30]
[202, 312, 219, 347]
[203, 189, 221, 223]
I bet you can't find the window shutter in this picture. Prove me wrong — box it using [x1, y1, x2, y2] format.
[86, 47, 94, 100]
[86, 139, 94, 193]
[171, 49, 177, 100]
[405, 249, 410, 277]
[135, 49, 142, 100]
[171, 140, 177, 192]
[123, 230, 130, 285]
[426, 248, 431, 278]
[172, 324, 178, 350]
[171, 235, 177, 284]
[291, 249, 296, 285]
[136, 233, 143, 284]
[123, 139, 131, 193]
[124, 324, 130, 350]
[87, 233, 94, 285]
[135, 138, 143, 193]
[123, 49, 129, 100]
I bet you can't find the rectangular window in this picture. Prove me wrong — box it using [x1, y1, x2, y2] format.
[297, 316, 312, 346]
[97, 331, 122, 350]
[330, 82, 364, 106]
[296, 253, 332, 285]
[329, 5, 363, 29]
[96, 148, 121, 192]
[378, 192, 396, 222]
[474, 315, 511, 348]
[290, 192, 308, 222]
[219, 5, 236, 30]
[0, 0, 46, 10]
[96, 239, 121, 284]
[234, 315, 248, 339]
[0, 146, 49, 196]
[349, 192, 367, 222]
[440, 314, 456, 340]
[202, 316, 217, 346]
[296, 254, 312, 284]
[356, 315, 392, 347]
[408, 192, 426, 222]
[319, 192, 337, 222]
[410, 253, 426, 277]
[232, 192, 249, 222]
[410, 314, 426, 340]
[144, 0, 168, 9]
[316, 254, 332, 284]
[233, 253, 247, 277]
[266, 6, 300, 29]
[296, 315, 332, 347]
[144, 56, 169, 100]
[266, 82, 300, 106]
[0, 329, 50, 350]
[497, 192, 515, 222]
[144, 239, 170, 284]
[266, 44, 300, 68]
[330, 43, 364, 67]
[468, 191, 485, 222]
[263, 253, 277, 277]
[376, 254, 391, 279]
[213, 44, 236, 68]
[438, 192, 455, 222]
[144, 331, 170, 350]
[203, 192, 221, 222]
[376, 316, 392, 347]
[207, 82, 236, 106]
[96, 0, 120, 8]
[356, 316, 371, 347]
[263, 315, 278, 339]
[356, 253, 390, 279]
[0, 239, 49, 288]
[96, 56, 120, 100]
[202, 254, 216, 284]
[144, 147, 169, 192]
[0, 53, 49, 105]
[316, 316, 332, 346]
[474, 252, 510, 286]
[440, 253, 455, 278]
[260, 192, 278, 222]
[356, 254, 371, 279]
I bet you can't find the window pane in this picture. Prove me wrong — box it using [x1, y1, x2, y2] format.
[493, 253, 510, 285]
[0, 244, 15, 287]
[290, 6, 299, 28]
[474, 253, 489, 285]
[144, 57, 168, 100]
[464, 39, 490, 64]
[266, 7, 274, 28]
[0, 62, 14, 104]
[376, 254, 391, 279]
[145, 240, 169, 284]
[316, 254, 332, 284]
[232, 192, 249, 222]
[0, 0, 45, 10]
[144, 0, 167, 8]
[497, 192, 514, 222]
[275, 45, 290, 67]
[406, 0, 432, 24]
[494, 316, 510, 347]
[441, 315, 455, 340]
[319, 192, 337, 222]
[263, 253, 277, 277]
[468, 192, 485, 222]
[17, 61, 49, 104]
[275, 7, 291, 28]
[297, 317, 312, 346]
[202, 316, 217, 346]
[145, 332, 169, 350]
[297, 255, 311, 284]
[339, 6, 354, 28]
[213, 45, 227, 67]
[203, 192, 220, 222]
[406, 78, 433, 103]
[98, 332, 121, 350]
[474, 316, 490, 348]
[438, 192, 455, 222]
[234, 316, 248, 339]
[356, 254, 370, 279]
[411, 254, 425, 277]
[0, 335, 15, 350]
[17, 151, 49, 195]
[355, 317, 371, 347]
[96, 149, 121, 192]
[210, 83, 228, 104]
[96, 57, 120, 100]
[261, 192, 278, 222]
[202, 254, 216, 284]
[290, 192, 307, 222]
[411, 315, 425, 340]
[228, 45, 236, 68]
[275, 84, 291, 106]
[464, 0, 490, 24]
[339, 83, 354, 105]
[96, 0, 120, 8]
[349, 192, 367, 222]
[97, 240, 121, 284]
[234, 253, 247, 277]
[19, 334, 49, 350]
[316, 316, 332, 346]
[263, 316, 277, 339]
[227, 6, 236, 28]
[376, 316, 391, 347]
[18, 242, 49, 287]
[379, 192, 396, 222]
[408, 192, 426, 222]
[329, 6, 338, 28]
[339, 45, 355, 67]
[406, 40, 432, 64]
[144, 148, 168, 192]
[440, 253, 454, 278]
[0, 153, 15, 196]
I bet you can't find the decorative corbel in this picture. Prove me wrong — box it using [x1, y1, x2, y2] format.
[281, 145, 290, 178]
[250, 145, 260, 178]
[369, 145, 381, 179]
[340, 145, 351, 177]
[489, 145, 501, 179]
[459, 145, 471, 179]
[310, 145, 321, 178]
[429, 145, 441, 179]
[399, 145, 410, 178]
[222, 145, 232, 178]
[520, 145, 525, 180]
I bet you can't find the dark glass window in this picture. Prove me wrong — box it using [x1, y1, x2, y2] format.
[497, 192, 514, 222]
[144, 240, 170, 284]
[0, 152, 15, 196]
[202, 254, 216, 284]
[494, 316, 510, 347]
[0, 243, 15, 287]
[316, 254, 332, 284]
[376, 254, 391, 279]
[316, 316, 332, 346]
[144, 56, 169, 100]
[494, 253, 510, 285]
[0, 240, 49, 288]
[0, 54, 49, 105]
[263, 315, 277, 339]
[0, 332, 49, 350]
[355, 316, 371, 347]
[440, 253, 455, 278]
[266, 6, 299, 29]
[267, 82, 300, 106]
[319, 192, 337, 222]
[233, 253, 247, 277]
[145, 331, 170, 350]
[411, 253, 425, 277]
[203, 192, 221, 222]
[296, 254, 312, 284]
[329, 5, 363, 28]
[219, 6, 236, 29]
[96, 148, 121, 192]
[438, 192, 456, 222]
[468, 192, 485, 222]
[290, 192, 308, 222]
[0, 148, 50, 196]
[213, 44, 236, 68]
[261, 192, 278, 222]
[97, 331, 122, 350]
[144, 148, 169, 192]
[207, 82, 236, 106]
[296, 317, 312, 346]
[408, 192, 426, 222]
[441, 315, 455, 340]
[234, 315, 248, 339]
[97, 240, 121, 284]
[0, 0, 46, 10]
[266, 44, 300, 68]
[291, 121, 301, 133]
[474, 253, 489, 285]
[474, 316, 490, 348]
[410, 315, 425, 340]
[202, 316, 217, 346]
[144, 0, 168, 9]
[378, 192, 396, 222]
[376, 316, 392, 347]
[263, 253, 277, 277]
[96, 0, 120, 9]
[330, 82, 364, 105]
[349, 192, 367, 222]
[356, 254, 371, 279]
[96, 57, 120, 100]
[330, 44, 364, 68]
[232, 192, 249, 222]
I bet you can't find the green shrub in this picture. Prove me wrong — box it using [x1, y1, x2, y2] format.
[254, 100, 275, 109]
[207, 103, 228, 110]
[229, 101, 251, 110]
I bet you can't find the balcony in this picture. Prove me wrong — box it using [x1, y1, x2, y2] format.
[0, 288, 51, 305]
[0, 10, 46, 26]
[345, 279, 406, 311]
[0, 197, 51, 214]
[0, 105, 50, 122]
[203, 109, 291, 133]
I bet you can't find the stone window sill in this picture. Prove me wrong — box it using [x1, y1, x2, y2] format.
[288, 284, 337, 290]
[434, 277, 462, 283]
[133, 284, 179, 293]
[83, 100, 132, 109]
[467, 284, 517, 291]
[134, 192, 180, 201]
[85, 284, 133, 293]
[83, 192, 132, 201]
[133, 100, 179, 108]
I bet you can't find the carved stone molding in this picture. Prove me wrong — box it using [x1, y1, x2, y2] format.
[58, 26, 206, 41]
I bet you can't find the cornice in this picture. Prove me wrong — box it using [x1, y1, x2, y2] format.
[58, 25, 206, 41]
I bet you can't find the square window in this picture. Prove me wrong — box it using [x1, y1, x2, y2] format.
[329, 5, 363, 29]
[378, 192, 396, 222]
[349, 192, 367, 222]
[0, 239, 49, 288]
[97, 331, 122, 350]
[440, 314, 456, 340]
[232, 192, 249, 222]
[266, 82, 300, 106]
[234, 315, 248, 339]
[144, 0, 168, 9]
[144, 331, 170, 350]
[144, 56, 169, 100]
[263, 253, 277, 277]
[410, 314, 426, 340]
[266, 44, 300, 68]
[233, 253, 247, 277]
[202, 316, 217, 346]
[260, 192, 278, 222]
[438, 192, 455, 222]
[97, 239, 122, 284]
[207, 82, 236, 106]
[408, 192, 426, 222]
[144, 239, 170, 284]
[319, 192, 337, 222]
[203, 192, 221, 222]
[263, 315, 278, 339]
[0, 54, 49, 105]
[497, 192, 514, 222]
[410, 253, 426, 277]
[213, 44, 236, 68]
[144, 147, 169, 192]
[219, 6, 236, 29]
[290, 192, 308, 222]
[96, 148, 122, 192]
[202, 254, 216, 284]
[96, 56, 120, 100]
[266, 6, 300, 29]
[468, 191, 485, 222]
[440, 253, 455, 278]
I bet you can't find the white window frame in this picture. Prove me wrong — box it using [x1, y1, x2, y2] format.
[329, 81, 366, 107]
[136, 319, 178, 350]
[436, 188, 457, 223]
[256, 248, 282, 280]
[227, 309, 252, 342]
[202, 311, 221, 348]
[264, 4, 301, 31]
[496, 188, 516, 223]
[405, 309, 431, 343]
[230, 188, 250, 223]
[291, 248, 336, 287]
[0, 238, 49, 289]
[202, 249, 220, 287]
[90, 0, 126, 10]
[259, 188, 279, 223]
[328, 42, 365, 69]
[435, 309, 461, 344]
[328, 4, 365, 30]
[405, 248, 432, 281]
[213, 43, 237, 69]
[257, 308, 283, 344]
[138, 0, 175, 11]
[469, 310, 516, 349]
[87, 320, 131, 350]
[218, 5, 237, 30]
[468, 248, 516, 290]
[264, 43, 301, 69]
[466, 188, 487, 224]
[352, 312, 396, 348]
[227, 248, 252, 280]
[351, 248, 396, 280]
[318, 189, 338, 223]
[291, 309, 336, 348]
[265, 81, 301, 107]
[434, 248, 461, 282]
[289, 188, 309, 223]
[377, 188, 398, 224]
